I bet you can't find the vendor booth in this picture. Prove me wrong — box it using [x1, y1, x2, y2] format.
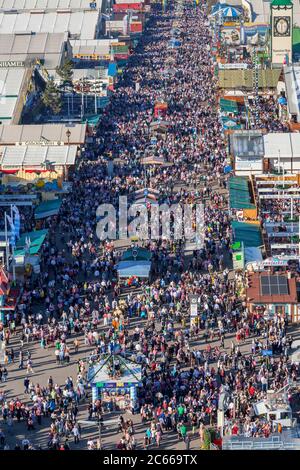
[88, 352, 142, 411]
[116, 247, 152, 281]
[154, 101, 168, 119]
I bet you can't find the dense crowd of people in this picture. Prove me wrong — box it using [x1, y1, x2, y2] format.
[0, 0, 299, 451]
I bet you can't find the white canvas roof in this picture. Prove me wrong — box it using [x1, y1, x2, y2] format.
[0, 0, 102, 11]
[0, 123, 87, 144]
[0, 68, 26, 124]
[0, 144, 78, 168]
[0, 10, 100, 39]
[0, 32, 67, 68]
[263, 133, 300, 160]
[284, 65, 300, 117]
[71, 38, 118, 56]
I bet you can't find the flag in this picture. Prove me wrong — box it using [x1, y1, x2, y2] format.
[25, 236, 31, 252]
[6, 214, 16, 247]
[12, 205, 20, 238]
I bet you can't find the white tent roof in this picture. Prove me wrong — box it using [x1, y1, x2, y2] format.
[0, 123, 86, 144]
[0, 10, 100, 39]
[0, 144, 78, 168]
[0, 0, 103, 10]
[263, 133, 300, 160]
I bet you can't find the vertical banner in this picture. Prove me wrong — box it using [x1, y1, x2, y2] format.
[189, 295, 198, 329]
[122, 14, 128, 36]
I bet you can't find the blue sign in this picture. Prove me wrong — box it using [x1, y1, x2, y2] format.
[144, 189, 148, 197]
[89, 2, 97, 8]
[262, 350, 273, 357]
[224, 165, 232, 174]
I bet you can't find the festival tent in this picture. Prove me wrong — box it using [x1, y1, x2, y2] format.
[14, 229, 48, 257]
[34, 198, 62, 219]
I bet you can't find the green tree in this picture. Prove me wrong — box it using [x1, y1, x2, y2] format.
[41, 79, 62, 115]
[56, 59, 74, 90]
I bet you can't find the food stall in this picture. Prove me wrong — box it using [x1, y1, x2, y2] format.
[87, 351, 142, 412]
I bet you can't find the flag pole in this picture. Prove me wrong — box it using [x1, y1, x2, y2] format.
[4, 212, 9, 272]
[10, 205, 16, 282]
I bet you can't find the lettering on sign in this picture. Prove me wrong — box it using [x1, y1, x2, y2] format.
[0, 61, 25, 68]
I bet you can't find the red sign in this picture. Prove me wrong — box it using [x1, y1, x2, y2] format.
[130, 22, 142, 32]
[113, 3, 142, 12]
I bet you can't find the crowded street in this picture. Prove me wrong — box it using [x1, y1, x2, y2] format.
[0, 0, 300, 452]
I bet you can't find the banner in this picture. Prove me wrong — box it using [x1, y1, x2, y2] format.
[189, 295, 198, 318]
[12, 205, 20, 238]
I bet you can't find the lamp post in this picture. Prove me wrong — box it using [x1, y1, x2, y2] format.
[66, 129, 71, 145]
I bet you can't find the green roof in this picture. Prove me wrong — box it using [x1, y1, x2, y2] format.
[15, 229, 48, 257]
[121, 247, 152, 262]
[271, 0, 293, 6]
[231, 221, 262, 248]
[220, 98, 238, 114]
[229, 176, 256, 210]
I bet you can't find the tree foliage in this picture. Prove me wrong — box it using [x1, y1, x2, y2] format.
[41, 79, 62, 115]
[56, 59, 74, 89]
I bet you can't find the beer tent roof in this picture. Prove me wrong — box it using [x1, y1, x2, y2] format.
[229, 176, 256, 209]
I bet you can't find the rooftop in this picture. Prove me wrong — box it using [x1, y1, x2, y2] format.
[0, 10, 100, 39]
[218, 69, 281, 89]
[0, 144, 78, 168]
[246, 272, 298, 304]
[0, 0, 103, 11]
[0, 123, 87, 145]
[0, 32, 68, 68]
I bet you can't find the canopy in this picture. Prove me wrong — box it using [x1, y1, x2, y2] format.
[222, 6, 241, 17]
[229, 176, 256, 210]
[245, 246, 263, 264]
[220, 98, 239, 114]
[88, 354, 142, 388]
[116, 260, 151, 278]
[211, 4, 241, 17]
[14, 229, 48, 256]
[85, 114, 101, 125]
[108, 62, 118, 77]
[222, 118, 241, 130]
[121, 247, 152, 262]
[231, 221, 262, 247]
[34, 198, 61, 219]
